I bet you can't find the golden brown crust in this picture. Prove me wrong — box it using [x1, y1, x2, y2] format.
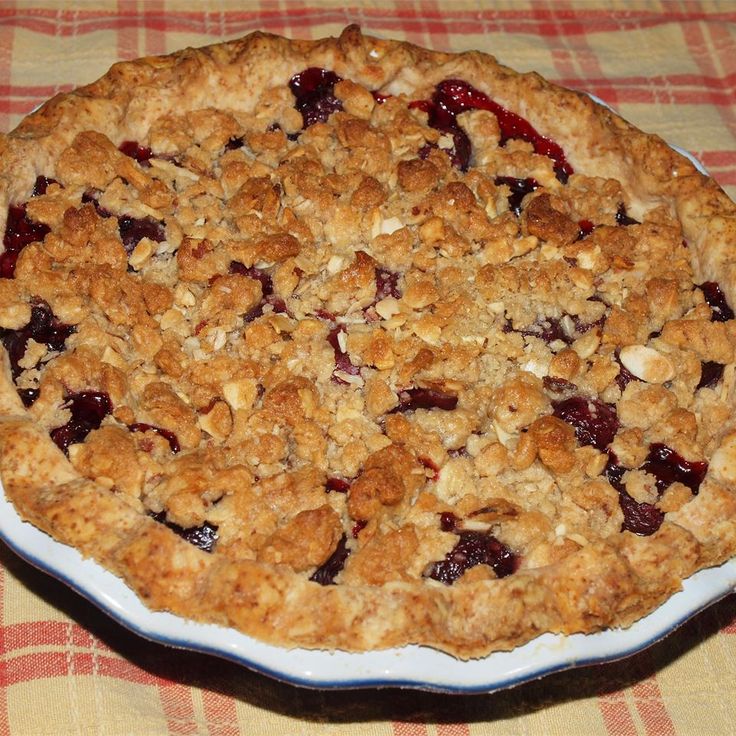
[0, 25, 735, 659]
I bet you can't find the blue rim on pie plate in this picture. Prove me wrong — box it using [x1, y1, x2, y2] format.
[1, 96, 735, 694]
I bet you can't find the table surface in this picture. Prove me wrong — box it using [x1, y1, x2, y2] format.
[1, 1, 736, 734]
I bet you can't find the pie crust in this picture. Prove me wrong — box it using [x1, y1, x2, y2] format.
[0, 25, 735, 658]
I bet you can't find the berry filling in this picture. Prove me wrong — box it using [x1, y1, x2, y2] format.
[2, 182, 53, 278]
[309, 533, 349, 585]
[552, 396, 619, 451]
[128, 422, 180, 453]
[118, 140, 153, 166]
[493, 176, 540, 216]
[392, 387, 459, 413]
[605, 453, 664, 536]
[0, 301, 75, 380]
[117, 214, 165, 254]
[640, 443, 707, 495]
[577, 219, 596, 239]
[150, 511, 218, 553]
[229, 262, 273, 296]
[17, 388, 40, 407]
[615, 203, 639, 226]
[50, 390, 113, 454]
[32, 176, 59, 197]
[425, 529, 517, 584]
[374, 267, 401, 301]
[699, 282, 734, 322]
[327, 324, 360, 383]
[605, 444, 707, 536]
[697, 361, 725, 389]
[410, 79, 573, 180]
[614, 351, 640, 392]
[289, 68, 344, 129]
[325, 476, 351, 493]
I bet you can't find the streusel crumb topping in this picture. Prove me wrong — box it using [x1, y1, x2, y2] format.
[2, 34, 735, 636]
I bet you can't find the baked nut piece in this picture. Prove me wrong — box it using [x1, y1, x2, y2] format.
[0, 26, 735, 658]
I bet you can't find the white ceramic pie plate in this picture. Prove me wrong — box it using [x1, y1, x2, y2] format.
[1, 98, 734, 692]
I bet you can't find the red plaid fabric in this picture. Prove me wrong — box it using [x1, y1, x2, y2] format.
[1, 2, 735, 734]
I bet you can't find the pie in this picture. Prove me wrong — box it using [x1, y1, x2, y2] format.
[0, 25, 735, 659]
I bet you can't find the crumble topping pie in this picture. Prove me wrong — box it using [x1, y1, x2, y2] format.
[0, 26, 735, 657]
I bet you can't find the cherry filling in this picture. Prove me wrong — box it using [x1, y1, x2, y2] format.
[128, 422, 180, 453]
[697, 361, 725, 389]
[149, 511, 218, 553]
[391, 387, 459, 413]
[577, 219, 595, 240]
[81, 190, 112, 218]
[640, 443, 707, 495]
[119, 140, 153, 166]
[32, 176, 59, 196]
[374, 268, 401, 301]
[552, 396, 619, 451]
[615, 203, 639, 227]
[289, 68, 344, 129]
[699, 282, 734, 322]
[325, 476, 351, 493]
[0, 301, 75, 381]
[118, 214, 165, 254]
[229, 262, 274, 296]
[2, 201, 52, 279]
[410, 79, 573, 181]
[493, 176, 540, 216]
[605, 444, 707, 536]
[50, 390, 113, 453]
[614, 350, 640, 392]
[425, 529, 517, 584]
[309, 533, 349, 585]
[327, 325, 360, 383]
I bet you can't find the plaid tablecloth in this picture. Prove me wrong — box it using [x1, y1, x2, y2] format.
[1, 1, 736, 734]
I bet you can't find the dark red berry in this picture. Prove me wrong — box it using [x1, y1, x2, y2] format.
[577, 219, 596, 239]
[640, 443, 707, 495]
[326, 476, 351, 493]
[243, 294, 288, 323]
[614, 351, 640, 392]
[50, 391, 113, 454]
[289, 68, 343, 129]
[327, 325, 360, 384]
[150, 511, 218, 553]
[618, 490, 665, 536]
[0, 301, 75, 379]
[32, 176, 59, 197]
[425, 530, 517, 584]
[128, 422, 180, 453]
[410, 79, 573, 180]
[552, 396, 619, 450]
[699, 282, 734, 322]
[1, 204, 51, 278]
[118, 140, 153, 166]
[615, 203, 639, 226]
[229, 262, 273, 296]
[225, 136, 244, 150]
[392, 387, 458, 413]
[697, 361, 725, 389]
[604, 452, 664, 536]
[118, 214, 165, 254]
[374, 268, 401, 301]
[17, 388, 39, 407]
[439, 511, 458, 532]
[309, 534, 349, 585]
[81, 190, 112, 218]
[493, 176, 540, 216]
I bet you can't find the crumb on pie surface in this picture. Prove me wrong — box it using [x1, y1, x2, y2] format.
[0, 25, 734, 657]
